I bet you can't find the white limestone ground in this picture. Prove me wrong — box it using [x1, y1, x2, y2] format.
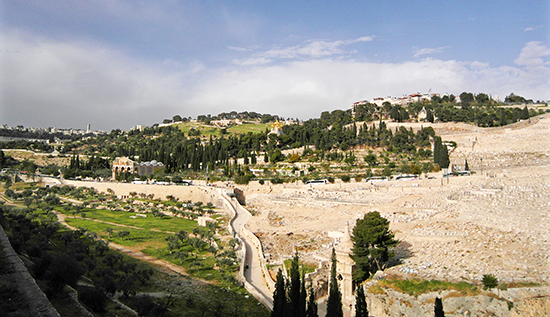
[243, 115, 550, 286]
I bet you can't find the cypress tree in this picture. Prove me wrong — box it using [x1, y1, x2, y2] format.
[464, 159, 469, 171]
[271, 269, 288, 317]
[433, 136, 450, 169]
[299, 275, 307, 317]
[355, 285, 368, 317]
[289, 253, 302, 317]
[427, 108, 434, 123]
[326, 248, 343, 317]
[434, 297, 445, 317]
[306, 287, 318, 317]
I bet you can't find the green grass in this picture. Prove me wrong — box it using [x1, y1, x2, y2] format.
[377, 278, 480, 297]
[227, 122, 271, 134]
[62, 208, 198, 233]
[283, 259, 317, 275]
[66, 218, 169, 248]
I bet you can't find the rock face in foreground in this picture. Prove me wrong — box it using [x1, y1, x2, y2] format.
[364, 287, 550, 317]
[0, 225, 60, 317]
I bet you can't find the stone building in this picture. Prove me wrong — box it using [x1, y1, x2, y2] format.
[335, 222, 356, 313]
[112, 157, 164, 179]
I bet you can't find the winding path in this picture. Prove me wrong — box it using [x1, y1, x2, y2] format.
[230, 198, 274, 308]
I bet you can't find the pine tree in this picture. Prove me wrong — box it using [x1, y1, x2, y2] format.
[350, 212, 399, 282]
[271, 269, 288, 317]
[326, 248, 343, 317]
[434, 297, 445, 317]
[306, 287, 318, 317]
[355, 285, 368, 317]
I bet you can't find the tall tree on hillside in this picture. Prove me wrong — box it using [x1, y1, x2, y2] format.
[355, 285, 369, 317]
[271, 269, 288, 317]
[434, 297, 445, 317]
[433, 136, 450, 169]
[326, 248, 343, 317]
[306, 287, 318, 317]
[426, 108, 435, 123]
[289, 253, 305, 317]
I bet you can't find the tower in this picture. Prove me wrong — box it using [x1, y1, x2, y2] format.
[335, 222, 356, 312]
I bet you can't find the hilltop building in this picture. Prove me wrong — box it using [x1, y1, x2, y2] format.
[112, 157, 164, 179]
[270, 121, 284, 136]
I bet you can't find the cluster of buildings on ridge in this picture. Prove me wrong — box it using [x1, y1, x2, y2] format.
[352, 92, 500, 109]
[1, 124, 105, 137]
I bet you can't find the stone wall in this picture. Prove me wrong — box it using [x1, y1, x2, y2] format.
[63, 180, 221, 207]
[0, 224, 60, 317]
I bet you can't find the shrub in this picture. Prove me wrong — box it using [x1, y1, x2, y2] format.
[341, 175, 350, 182]
[482, 274, 498, 289]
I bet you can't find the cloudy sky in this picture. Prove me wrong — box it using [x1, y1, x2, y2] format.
[1, 1, 549, 131]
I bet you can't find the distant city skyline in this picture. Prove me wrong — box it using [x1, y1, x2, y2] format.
[1, 1, 548, 131]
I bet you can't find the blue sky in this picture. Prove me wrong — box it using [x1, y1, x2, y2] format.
[1, 0, 549, 131]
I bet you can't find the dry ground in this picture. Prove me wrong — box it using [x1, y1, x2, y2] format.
[242, 115, 550, 285]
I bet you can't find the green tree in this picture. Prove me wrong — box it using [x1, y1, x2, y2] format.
[355, 285, 368, 317]
[363, 153, 377, 166]
[289, 253, 304, 317]
[351, 212, 399, 283]
[433, 136, 450, 169]
[434, 297, 445, 317]
[299, 275, 307, 317]
[0, 150, 5, 168]
[326, 248, 343, 317]
[272, 269, 288, 317]
[464, 159, 469, 171]
[426, 108, 434, 123]
[521, 106, 529, 120]
[306, 287, 318, 317]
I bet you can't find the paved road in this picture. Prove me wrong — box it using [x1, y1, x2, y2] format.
[228, 198, 274, 308]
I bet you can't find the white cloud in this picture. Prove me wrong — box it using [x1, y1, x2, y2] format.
[524, 25, 543, 32]
[232, 57, 273, 66]
[413, 46, 449, 58]
[227, 46, 249, 52]
[232, 36, 375, 64]
[514, 41, 550, 68]
[191, 43, 549, 119]
[0, 30, 190, 130]
[1, 32, 548, 131]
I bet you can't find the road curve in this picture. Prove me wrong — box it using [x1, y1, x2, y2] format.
[221, 192, 274, 309]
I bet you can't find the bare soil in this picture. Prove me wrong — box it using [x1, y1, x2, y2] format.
[242, 115, 550, 285]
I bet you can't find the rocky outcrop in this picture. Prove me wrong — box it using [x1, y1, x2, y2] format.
[363, 286, 550, 317]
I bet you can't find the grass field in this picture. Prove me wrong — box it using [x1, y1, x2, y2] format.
[227, 122, 271, 134]
[60, 207, 198, 233]
[66, 217, 169, 249]
[373, 277, 480, 297]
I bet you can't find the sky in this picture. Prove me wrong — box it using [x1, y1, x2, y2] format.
[1, 1, 549, 131]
